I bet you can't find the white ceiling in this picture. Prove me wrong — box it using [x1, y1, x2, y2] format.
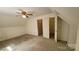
[0, 7, 52, 27]
[0, 7, 79, 27]
[0, 7, 52, 16]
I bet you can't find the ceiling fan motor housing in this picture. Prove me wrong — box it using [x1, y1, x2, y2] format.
[22, 11, 27, 15]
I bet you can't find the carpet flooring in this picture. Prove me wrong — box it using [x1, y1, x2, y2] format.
[0, 34, 74, 51]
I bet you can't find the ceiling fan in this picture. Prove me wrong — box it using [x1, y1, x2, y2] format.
[16, 9, 33, 18]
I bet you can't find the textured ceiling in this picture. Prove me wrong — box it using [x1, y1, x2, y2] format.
[0, 7, 52, 16]
[0, 7, 79, 27]
[0, 7, 52, 27]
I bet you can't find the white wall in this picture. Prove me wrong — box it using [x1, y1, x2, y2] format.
[25, 13, 56, 38]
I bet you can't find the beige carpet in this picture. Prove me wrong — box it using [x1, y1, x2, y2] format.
[0, 34, 74, 51]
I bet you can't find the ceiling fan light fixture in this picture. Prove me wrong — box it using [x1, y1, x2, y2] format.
[17, 9, 33, 18]
[22, 15, 26, 18]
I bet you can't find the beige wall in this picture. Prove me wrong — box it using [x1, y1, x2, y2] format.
[25, 18, 38, 36]
[0, 14, 26, 41]
[57, 16, 69, 41]
[57, 16, 77, 49]
[43, 16, 49, 38]
[25, 13, 56, 38]
[0, 13, 26, 27]
[50, 7, 79, 25]
[75, 26, 79, 50]
[50, 8, 78, 48]
[25, 13, 77, 47]
[68, 25, 78, 49]
[0, 11, 77, 50]
[0, 26, 26, 41]
[0, 13, 56, 41]
[0, 28, 2, 40]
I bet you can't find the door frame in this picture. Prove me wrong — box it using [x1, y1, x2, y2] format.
[49, 16, 57, 42]
[55, 16, 57, 42]
[37, 19, 43, 36]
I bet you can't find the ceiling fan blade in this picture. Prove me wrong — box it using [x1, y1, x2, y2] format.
[16, 9, 33, 18]
[27, 14, 32, 15]
[26, 15, 29, 18]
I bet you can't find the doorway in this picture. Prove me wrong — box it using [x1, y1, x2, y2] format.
[37, 19, 43, 36]
[49, 17, 55, 39]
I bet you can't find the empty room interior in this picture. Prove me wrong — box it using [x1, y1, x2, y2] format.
[0, 7, 79, 51]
